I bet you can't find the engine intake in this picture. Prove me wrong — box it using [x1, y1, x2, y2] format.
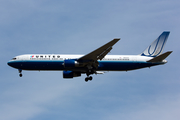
[63, 60, 83, 68]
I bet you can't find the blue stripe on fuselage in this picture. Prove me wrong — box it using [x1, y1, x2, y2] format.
[98, 61, 161, 71]
[7, 60, 163, 71]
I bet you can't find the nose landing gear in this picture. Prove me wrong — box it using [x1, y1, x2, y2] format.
[18, 69, 23, 77]
[19, 73, 22, 77]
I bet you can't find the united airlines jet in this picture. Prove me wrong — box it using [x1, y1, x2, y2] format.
[8, 31, 172, 82]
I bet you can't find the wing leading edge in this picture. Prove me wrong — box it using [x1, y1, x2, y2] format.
[78, 38, 120, 61]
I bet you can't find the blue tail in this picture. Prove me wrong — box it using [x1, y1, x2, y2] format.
[141, 31, 170, 57]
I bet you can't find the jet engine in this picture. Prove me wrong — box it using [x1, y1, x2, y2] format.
[63, 60, 83, 68]
[63, 70, 81, 78]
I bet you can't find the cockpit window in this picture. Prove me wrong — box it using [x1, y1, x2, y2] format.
[12, 58, 16, 60]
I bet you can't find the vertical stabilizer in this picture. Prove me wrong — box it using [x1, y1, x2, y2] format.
[141, 31, 170, 57]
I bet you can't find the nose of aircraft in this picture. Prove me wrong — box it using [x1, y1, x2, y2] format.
[7, 61, 14, 67]
[7, 61, 12, 66]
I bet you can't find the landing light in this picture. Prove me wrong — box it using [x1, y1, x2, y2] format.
[163, 60, 167, 63]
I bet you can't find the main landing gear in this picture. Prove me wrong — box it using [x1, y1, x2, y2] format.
[85, 76, 93, 82]
[85, 69, 93, 82]
[18, 69, 23, 77]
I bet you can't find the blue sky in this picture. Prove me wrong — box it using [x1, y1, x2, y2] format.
[1, 0, 180, 120]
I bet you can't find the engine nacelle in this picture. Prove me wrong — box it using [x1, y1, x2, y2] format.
[63, 60, 83, 68]
[63, 71, 81, 78]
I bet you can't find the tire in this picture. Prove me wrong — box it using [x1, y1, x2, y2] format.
[19, 74, 22, 77]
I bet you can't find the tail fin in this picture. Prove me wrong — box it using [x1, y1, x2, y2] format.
[141, 31, 170, 57]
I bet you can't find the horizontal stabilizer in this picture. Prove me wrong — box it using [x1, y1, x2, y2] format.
[147, 51, 172, 62]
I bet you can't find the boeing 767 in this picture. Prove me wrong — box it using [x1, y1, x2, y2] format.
[8, 31, 172, 82]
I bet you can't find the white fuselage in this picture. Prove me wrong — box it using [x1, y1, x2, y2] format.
[8, 54, 165, 72]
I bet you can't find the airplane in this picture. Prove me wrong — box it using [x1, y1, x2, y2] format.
[7, 31, 172, 82]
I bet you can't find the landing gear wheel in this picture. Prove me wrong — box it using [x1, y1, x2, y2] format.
[89, 76, 92, 81]
[85, 78, 88, 82]
[18, 69, 23, 77]
[19, 73, 22, 77]
[85, 76, 93, 82]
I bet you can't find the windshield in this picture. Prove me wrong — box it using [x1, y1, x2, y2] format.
[12, 58, 16, 60]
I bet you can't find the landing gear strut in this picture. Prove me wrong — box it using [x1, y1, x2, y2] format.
[84, 64, 96, 82]
[18, 69, 22, 77]
[85, 70, 93, 82]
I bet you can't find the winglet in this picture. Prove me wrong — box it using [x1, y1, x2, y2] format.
[147, 51, 172, 62]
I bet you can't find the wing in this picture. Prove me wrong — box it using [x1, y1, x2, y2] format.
[78, 38, 120, 61]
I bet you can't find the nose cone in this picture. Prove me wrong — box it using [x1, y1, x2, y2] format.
[7, 60, 22, 69]
[7, 61, 13, 67]
[7, 61, 17, 68]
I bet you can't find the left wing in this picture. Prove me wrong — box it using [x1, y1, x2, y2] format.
[78, 38, 120, 61]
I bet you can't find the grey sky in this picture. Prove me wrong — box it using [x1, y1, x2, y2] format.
[1, 0, 180, 120]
